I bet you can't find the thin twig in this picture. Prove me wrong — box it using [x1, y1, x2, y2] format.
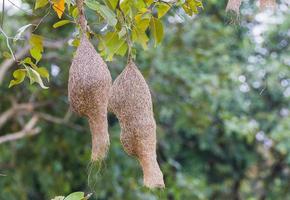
[36, 112, 85, 131]
[33, 6, 52, 32]
[0, 26, 16, 60]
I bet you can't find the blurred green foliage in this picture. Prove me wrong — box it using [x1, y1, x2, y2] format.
[0, 0, 289, 200]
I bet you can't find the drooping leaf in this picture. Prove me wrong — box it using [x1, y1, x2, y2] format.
[85, 0, 117, 26]
[53, 0, 66, 19]
[64, 192, 85, 200]
[14, 24, 33, 42]
[35, 0, 49, 9]
[21, 57, 50, 81]
[25, 66, 49, 89]
[29, 34, 44, 63]
[9, 69, 27, 88]
[150, 17, 164, 47]
[53, 20, 71, 28]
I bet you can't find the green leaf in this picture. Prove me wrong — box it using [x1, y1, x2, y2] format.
[35, 0, 49, 9]
[98, 32, 128, 61]
[135, 14, 150, 31]
[156, 3, 170, 18]
[9, 69, 27, 88]
[132, 28, 149, 49]
[53, 20, 72, 28]
[64, 192, 85, 200]
[29, 34, 44, 63]
[182, 0, 203, 16]
[72, 7, 79, 19]
[22, 57, 37, 69]
[85, 0, 117, 26]
[150, 17, 164, 47]
[25, 66, 49, 89]
[119, 0, 134, 15]
[36, 67, 50, 81]
[144, 0, 154, 6]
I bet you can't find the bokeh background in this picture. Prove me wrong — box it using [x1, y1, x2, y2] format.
[0, 0, 289, 199]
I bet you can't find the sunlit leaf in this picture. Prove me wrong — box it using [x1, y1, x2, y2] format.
[29, 34, 44, 63]
[132, 28, 149, 49]
[182, 0, 203, 16]
[53, 20, 71, 28]
[135, 14, 150, 31]
[150, 17, 164, 47]
[8, 69, 26, 88]
[64, 192, 84, 200]
[156, 3, 170, 18]
[36, 67, 50, 81]
[72, 7, 79, 19]
[53, 0, 66, 19]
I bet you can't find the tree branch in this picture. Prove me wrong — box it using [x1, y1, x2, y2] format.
[0, 101, 50, 129]
[0, 116, 40, 144]
[36, 111, 84, 131]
